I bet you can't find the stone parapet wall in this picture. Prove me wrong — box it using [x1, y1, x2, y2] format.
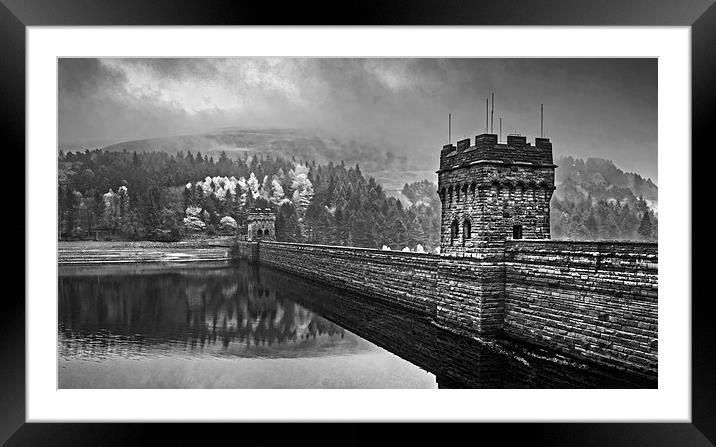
[232, 238, 658, 378]
[435, 243, 506, 337]
[503, 240, 658, 378]
[255, 241, 440, 315]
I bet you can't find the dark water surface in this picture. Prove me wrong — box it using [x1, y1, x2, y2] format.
[58, 261, 655, 388]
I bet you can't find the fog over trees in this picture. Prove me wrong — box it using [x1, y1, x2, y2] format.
[58, 149, 656, 247]
[57, 149, 441, 249]
[550, 156, 658, 241]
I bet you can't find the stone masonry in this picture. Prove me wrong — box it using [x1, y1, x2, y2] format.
[437, 133, 556, 253]
[503, 240, 658, 376]
[232, 131, 658, 379]
[236, 238, 657, 378]
[256, 241, 439, 315]
[435, 133, 556, 338]
[246, 208, 276, 241]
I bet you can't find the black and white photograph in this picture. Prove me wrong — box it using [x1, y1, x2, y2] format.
[57, 57, 658, 389]
[6, 1, 711, 442]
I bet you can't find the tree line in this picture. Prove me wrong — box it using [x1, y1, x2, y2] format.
[58, 149, 440, 250]
[551, 196, 657, 241]
[551, 156, 658, 241]
[58, 149, 656, 246]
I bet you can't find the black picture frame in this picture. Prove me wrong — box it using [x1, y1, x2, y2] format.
[5, 0, 712, 445]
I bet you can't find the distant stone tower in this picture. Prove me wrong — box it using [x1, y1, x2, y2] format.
[247, 208, 276, 241]
[437, 133, 556, 255]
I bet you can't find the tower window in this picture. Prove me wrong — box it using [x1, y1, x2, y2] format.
[513, 224, 523, 239]
[450, 220, 459, 243]
[463, 219, 471, 240]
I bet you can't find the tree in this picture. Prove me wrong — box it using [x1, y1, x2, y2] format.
[126, 209, 143, 238]
[219, 216, 238, 234]
[391, 219, 409, 249]
[290, 164, 314, 213]
[636, 196, 649, 215]
[270, 177, 286, 206]
[102, 188, 119, 235]
[117, 185, 130, 233]
[141, 186, 163, 234]
[218, 150, 230, 169]
[67, 191, 83, 237]
[183, 183, 193, 210]
[584, 211, 598, 237]
[402, 179, 439, 207]
[193, 183, 204, 209]
[276, 202, 299, 242]
[638, 211, 653, 240]
[247, 172, 260, 199]
[59, 186, 74, 237]
[351, 215, 375, 248]
[183, 206, 207, 232]
[203, 194, 219, 226]
[334, 208, 349, 245]
[150, 208, 182, 241]
[619, 204, 640, 239]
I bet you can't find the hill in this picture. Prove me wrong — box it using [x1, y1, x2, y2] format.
[555, 156, 658, 214]
[86, 128, 413, 175]
[551, 156, 657, 240]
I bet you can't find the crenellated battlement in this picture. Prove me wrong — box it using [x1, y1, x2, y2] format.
[439, 133, 554, 171]
[437, 132, 557, 253]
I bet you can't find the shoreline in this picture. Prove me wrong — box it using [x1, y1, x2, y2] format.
[57, 238, 236, 265]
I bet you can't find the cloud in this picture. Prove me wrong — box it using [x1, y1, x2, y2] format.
[58, 58, 657, 180]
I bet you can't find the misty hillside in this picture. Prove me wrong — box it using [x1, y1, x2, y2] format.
[551, 156, 657, 241]
[555, 156, 658, 214]
[88, 128, 412, 175]
[88, 132, 659, 214]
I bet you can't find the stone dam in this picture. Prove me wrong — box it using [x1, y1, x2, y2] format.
[58, 130, 658, 381]
[234, 239, 657, 379]
[233, 131, 658, 379]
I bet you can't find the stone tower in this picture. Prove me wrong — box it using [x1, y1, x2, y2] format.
[437, 133, 556, 255]
[433, 132, 556, 337]
[247, 208, 276, 241]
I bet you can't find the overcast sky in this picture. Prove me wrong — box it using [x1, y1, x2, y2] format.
[59, 58, 657, 181]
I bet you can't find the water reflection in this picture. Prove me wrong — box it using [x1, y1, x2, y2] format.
[255, 265, 655, 389]
[59, 263, 356, 362]
[58, 261, 655, 388]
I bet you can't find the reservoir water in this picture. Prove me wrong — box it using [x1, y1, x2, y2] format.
[58, 261, 655, 388]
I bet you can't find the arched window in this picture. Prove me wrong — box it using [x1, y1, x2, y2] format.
[257, 229, 263, 236]
[463, 219, 471, 241]
[450, 220, 459, 243]
[512, 224, 523, 239]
